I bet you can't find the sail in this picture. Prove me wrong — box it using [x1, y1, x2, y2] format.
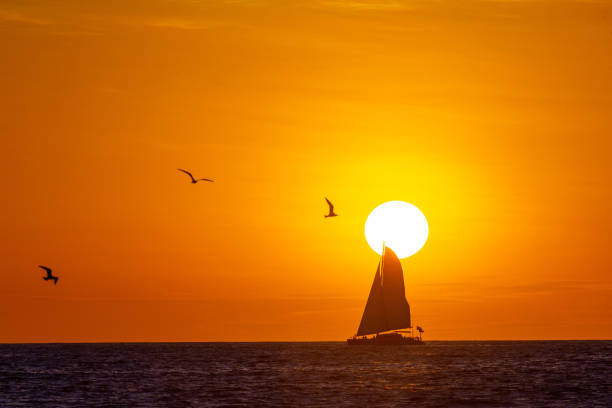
[356, 263, 386, 336]
[356, 246, 411, 336]
[380, 247, 412, 331]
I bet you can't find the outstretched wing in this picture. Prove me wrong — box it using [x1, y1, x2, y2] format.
[197, 178, 214, 182]
[53, 277, 59, 285]
[325, 197, 334, 212]
[38, 265, 52, 277]
[177, 168, 195, 182]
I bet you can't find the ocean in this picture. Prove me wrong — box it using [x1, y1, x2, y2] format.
[0, 341, 609, 407]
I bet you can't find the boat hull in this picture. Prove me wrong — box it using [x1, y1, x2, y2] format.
[347, 332, 424, 346]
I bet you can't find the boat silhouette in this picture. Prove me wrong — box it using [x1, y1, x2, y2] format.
[347, 245, 424, 345]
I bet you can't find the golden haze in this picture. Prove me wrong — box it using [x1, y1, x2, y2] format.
[1, 0, 611, 341]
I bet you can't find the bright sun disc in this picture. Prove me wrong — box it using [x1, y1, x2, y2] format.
[364, 201, 429, 259]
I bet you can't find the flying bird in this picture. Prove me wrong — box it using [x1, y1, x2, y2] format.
[324, 197, 338, 218]
[177, 169, 214, 184]
[38, 265, 58, 285]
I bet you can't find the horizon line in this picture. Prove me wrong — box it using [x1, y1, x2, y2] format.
[1, 339, 610, 345]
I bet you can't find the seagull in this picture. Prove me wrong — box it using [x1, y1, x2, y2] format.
[324, 197, 338, 218]
[38, 265, 58, 285]
[177, 169, 214, 184]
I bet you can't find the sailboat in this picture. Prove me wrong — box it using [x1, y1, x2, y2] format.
[347, 245, 424, 345]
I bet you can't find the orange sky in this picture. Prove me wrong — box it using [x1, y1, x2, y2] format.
[1, 0, 611, 342]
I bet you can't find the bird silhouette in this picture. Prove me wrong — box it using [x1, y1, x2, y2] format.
[324, 197, 338, 218]
[38, 265, 58, 285]
[177, 168, 214, 184]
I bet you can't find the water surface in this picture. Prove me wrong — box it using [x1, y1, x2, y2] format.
[1, 341, 609, 407]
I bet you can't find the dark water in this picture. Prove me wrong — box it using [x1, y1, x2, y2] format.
[0, 341, 610, 407]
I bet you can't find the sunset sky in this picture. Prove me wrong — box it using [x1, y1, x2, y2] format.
[1, 0, 610, 342]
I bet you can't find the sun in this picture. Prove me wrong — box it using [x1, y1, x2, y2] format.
[364, 201, 429, 259]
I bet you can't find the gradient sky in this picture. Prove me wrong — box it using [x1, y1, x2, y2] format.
[1, 0, 610, 342]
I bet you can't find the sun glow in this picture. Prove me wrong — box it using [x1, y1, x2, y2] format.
[364, 201, 429, 259]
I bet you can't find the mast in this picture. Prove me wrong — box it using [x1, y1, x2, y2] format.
[381, 241, 385, 286]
